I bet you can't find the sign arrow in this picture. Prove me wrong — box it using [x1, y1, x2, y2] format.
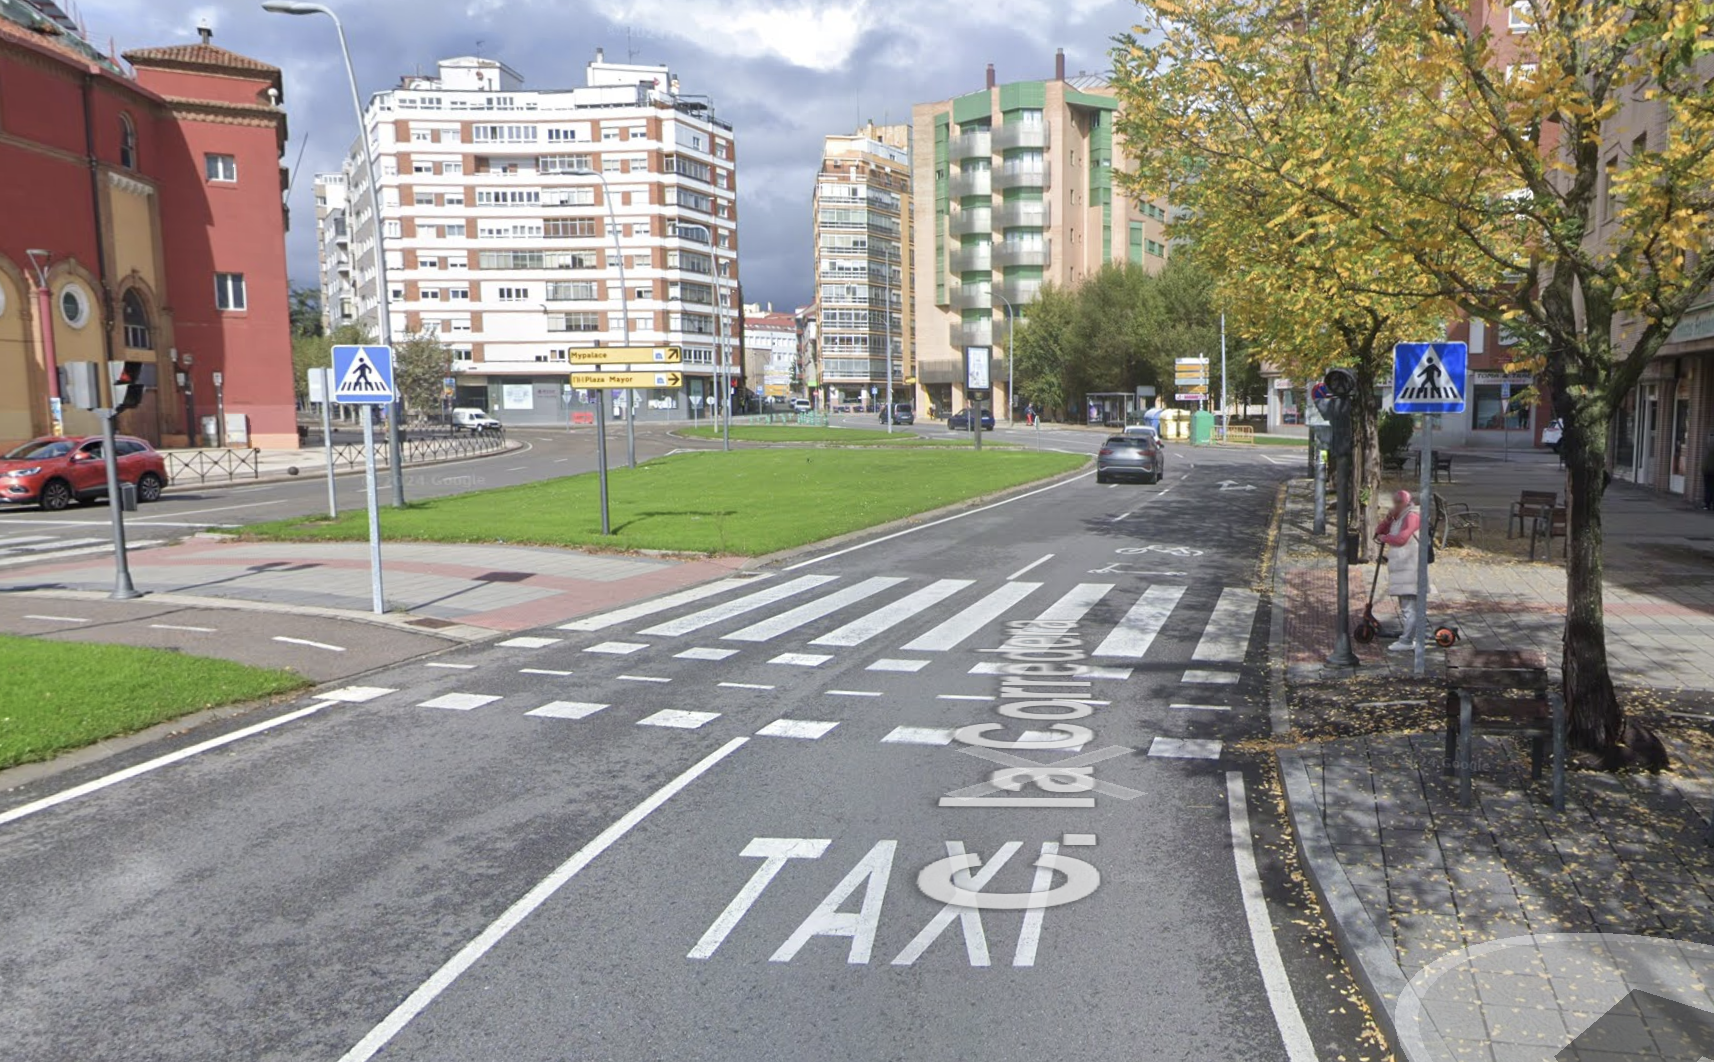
[1217, 480, 1256, 491]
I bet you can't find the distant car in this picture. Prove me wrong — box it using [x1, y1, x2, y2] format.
[947, 409, 995, 431]
[880, 404, 915, 425]
[1122, 424, 1164, 444]
[0, 435, 168, 511]
[450, 407, 501, 433]
[791, 398, 814, 413]
[1540, 418, 1563, 453]
[1097, 434, 1165, 484]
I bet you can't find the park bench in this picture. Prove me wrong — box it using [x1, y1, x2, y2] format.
[1443, 647, 1566, 811]
[1411, 450, 1455, 482]
[1507, 490, 1558, 538]
[1381, 450, 1409, 474]
[1529, 504, 1568, 561]
[1429, 493, 1482, 546]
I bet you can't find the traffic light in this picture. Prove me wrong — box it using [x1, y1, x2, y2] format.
[1318, 368, 1358, 458]
[110, 360, 156, 412]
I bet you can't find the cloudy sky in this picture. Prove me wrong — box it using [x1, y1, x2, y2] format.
[76, 0, 1143, 310]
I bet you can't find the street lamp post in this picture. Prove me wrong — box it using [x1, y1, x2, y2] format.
[569, 168, 635, 469]
[262, 1, 405, 507]
[993, 290, 1016, 426]
[24, 249, 63, 436]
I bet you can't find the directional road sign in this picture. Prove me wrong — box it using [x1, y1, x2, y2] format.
[332, 345, 395, 404]
[1393, 342, 1468, 414]
[567, 346, 682, 365]
[568, 371, 683, 389]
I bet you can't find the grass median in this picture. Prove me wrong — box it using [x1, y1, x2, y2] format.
[676, 425, 1003, 446]
[243, 447, 1088, 555]
[0, 636, 309, 769]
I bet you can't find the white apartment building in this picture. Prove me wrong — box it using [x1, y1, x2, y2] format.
[742, 303, 801, 400]
[315, 50, 740, 425]
[313, 173, 357, 333]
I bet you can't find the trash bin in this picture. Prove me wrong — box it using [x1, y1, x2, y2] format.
[1160, 408, 1188, 440]
[119, 482, 138, 512]
[1190, 410, 1215, 446]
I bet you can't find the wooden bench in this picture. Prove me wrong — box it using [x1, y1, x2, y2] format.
[1382, 451, 1409, 474]
[1443, 647, 1566, 810]
[1411, 451, 1454, 482]
[1431, 492, 1482, 546]
[1507, 490, 1558, 538]
[1530, 505, 1568, 561]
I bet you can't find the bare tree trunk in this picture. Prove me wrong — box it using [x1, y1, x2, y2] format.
[1561, 407, 1622, 751]
[1352, 355, 1383, 560]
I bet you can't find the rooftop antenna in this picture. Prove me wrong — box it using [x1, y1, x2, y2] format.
[627, 27, 639, 62]
[475, 38, 485, 59]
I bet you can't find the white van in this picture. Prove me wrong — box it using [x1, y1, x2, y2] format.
[790, 398, 814, 413]
[450, 407, 501, 433]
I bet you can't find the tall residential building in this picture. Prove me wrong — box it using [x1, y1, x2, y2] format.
[314, 50, 739, 426]
[314, 173, 356, 333]
[810, 122, 912, 411]
[911, 52, 1168, 418]
[742, 303, 800, 400]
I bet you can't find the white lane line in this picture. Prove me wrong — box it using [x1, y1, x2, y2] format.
[901, 581, 1041, 652]
[1031, 583, 1113, 627]
[723, 576, 905, 642]
[1226, 772, 1322, 1062]
[149, 623, 218, 633]
[1092, 585, 1186, 659]
[968, 662, 1132, 680]
[555, 458, 571, 463]
[782, 471, 1095, 571]
[809, 579, 973, 647]
[136, 499, 289, 518]
[505, 466, 528, 472]
[756, 719, 839, 740]
[1171, 703, 1233, 711]
[677, 647, 739, 661]
[639, 575, 838, 637]
[520, 668, 574, 677]
[1006, 554, 1054, 580]
[526, 701, 608, 720]
[322, 686, 397, 703]
[11, 538, 109, 553]
[617, 674, 671, 683]
[1111, 511, 1133, 523]
[425, 662, 477, 670]
[335, 737, 749, 1062]
[584, 640, 649, 655]
[881, 726, 955, 746]
[0, 701, 336, 829]
[768, 652, 832, 668]
[1148, 737, 1224, 759]
[867, 658, 929, 673]
[826, 689, 882, 698]
[418, 693, 500, 711]
[938, 694, 995, 702]
[498, 636, 561, 649]
[1183, 669, 1240, 685]
[0, 535, 55, 547]
[24, 614, 90, 623]
[274, 636, 347, 653]
[720, 682, 776, 691]
[558, 576, 769, 632]
[637, 709, 720, 729]
[1192, 588, 1262, 664]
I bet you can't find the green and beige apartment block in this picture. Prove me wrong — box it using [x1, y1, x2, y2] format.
[911, 52, 1169, 419]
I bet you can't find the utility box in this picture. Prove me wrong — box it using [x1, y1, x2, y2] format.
[1190, 409, 1215, 445]
[119, 482, 138, 512]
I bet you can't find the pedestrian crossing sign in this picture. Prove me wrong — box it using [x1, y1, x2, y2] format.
[332, 345, 396, 404]
[1392, 342, 1467, 414]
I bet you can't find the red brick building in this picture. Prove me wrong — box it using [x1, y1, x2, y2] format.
[0, 2, 296, 449]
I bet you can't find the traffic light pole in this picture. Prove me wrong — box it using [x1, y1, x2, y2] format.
[99, 408, 139, 600]
[1320, 370, 1360, 669]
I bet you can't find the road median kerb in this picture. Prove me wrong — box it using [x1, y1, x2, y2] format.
[179, 437, 528, 490]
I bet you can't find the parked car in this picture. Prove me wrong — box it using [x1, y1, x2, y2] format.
[791, 398, 814, 413]
[450, 407, 501, 433]
[1540, 418, 1563, 454]
[947, 409, 996, 431]
[880, 404, 915, 425]
[1096, 434, 1166, 484]
[0, 435, 169, 511]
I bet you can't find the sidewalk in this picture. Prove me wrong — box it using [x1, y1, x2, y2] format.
[1271, 451, 1714, 1059]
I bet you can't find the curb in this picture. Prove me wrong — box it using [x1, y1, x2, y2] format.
[1276, 748, 1420, 1061]
[1265, 478, 1293, 737]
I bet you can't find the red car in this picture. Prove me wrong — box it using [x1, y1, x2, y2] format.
[0, 435, 169, 511]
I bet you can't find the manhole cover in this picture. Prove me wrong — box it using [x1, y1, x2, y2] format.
[473, 571, 532, 583]
[406, 617, 457, 629]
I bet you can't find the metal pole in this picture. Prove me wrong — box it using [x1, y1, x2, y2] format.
[360, 404, 385, 613]
[1415, 414, 1432, 676]
[994, 291, 1015, 426]
[591, 171, 635, 470]
[1312, 441, 1326, 536]
[594, 388, 611, 535]
[215, 379, 226, 447]
[320, 371, 338, 518]
[720, 304, 731, 450]
[1326, 437, 1360, 668]
[100, 409, 139, 600]
[1220, 313, 1229, 439]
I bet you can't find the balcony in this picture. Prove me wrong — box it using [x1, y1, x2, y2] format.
[949, 169, 992, 198]
[949, 130, 991, 159]
[993, 123, 1050, 150]
[948, 208, 993, 236]
[993, 163, 1050, 191]
[993, 241, 1050, 268]
[999, 277, 1044, 305]
[949, 319, 993, 347]
[951, 283, 994, 310]
[949, 244, 992, 272]
[995, 200, 1050, 229]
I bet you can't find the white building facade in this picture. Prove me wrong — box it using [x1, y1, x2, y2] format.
[316, 51, 740, 425]
[742, 303, 801, 400]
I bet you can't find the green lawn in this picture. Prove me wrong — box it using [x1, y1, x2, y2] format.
[243, 447, 1087, 556]
[0, 637, 309, 769]
[677, 425, 992, 446]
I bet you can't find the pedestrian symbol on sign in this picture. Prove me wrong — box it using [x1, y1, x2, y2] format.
[1392, 342, 1468, 414]
[331, 344, 396, 405]
[339, 351, 387, 393]
[1397, 349, 1459, 404]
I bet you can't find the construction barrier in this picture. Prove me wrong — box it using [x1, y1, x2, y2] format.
[1222, 425, 1255, 444]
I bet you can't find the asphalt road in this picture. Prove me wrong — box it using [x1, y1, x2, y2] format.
[0, 435, 1370, 1061]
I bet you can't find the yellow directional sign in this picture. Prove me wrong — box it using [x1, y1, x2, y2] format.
[566, 346, 682, 365]
[569, 371, 683, 389]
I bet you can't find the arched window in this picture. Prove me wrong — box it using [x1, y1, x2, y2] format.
[122, 289, 152, 349]
[119, 114, 137, 169]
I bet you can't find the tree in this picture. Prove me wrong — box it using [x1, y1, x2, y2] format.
[289, 285, 324, 339]
[392, 330, 454, 420]
[291, 323, 369, 404]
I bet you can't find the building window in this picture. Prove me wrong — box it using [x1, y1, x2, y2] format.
[58, 284, 91, 328]
[1508, 1, 1533, 31]
[546, 312, 603, 332]
[214, 273, 247, 311]
[121, 290, 152, 349]
[205, 154, 237, 182]
[422, 289, 442, 301]
[119, 115, 137, 169]
[546, 281, 598, 300]
[495, 286, 529, 302]
[1472, 383, 1530, 430]
[449, 288, 470, 300]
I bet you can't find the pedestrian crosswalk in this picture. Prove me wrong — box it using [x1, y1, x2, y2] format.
[0, 531, 167, 569]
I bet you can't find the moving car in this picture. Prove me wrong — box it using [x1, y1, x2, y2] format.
[790, 398, 814, 413]
[1122, 424, 1163, 443]
[1540, 418, 1563, 454]
[0, 435, 169, 511]
[450, 407, 501, 433]
[1096, 434, 1166, 484]
[947, 409, 995, 431]
[879, 404, 915, 425]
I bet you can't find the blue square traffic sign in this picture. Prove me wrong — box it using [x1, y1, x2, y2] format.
[332, 345, 395, 404]
[1392, 342, 1467, 414]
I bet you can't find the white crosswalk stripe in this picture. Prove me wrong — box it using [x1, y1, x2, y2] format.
[809, 579, 974, 647]
[1031, 583, 1114, 626]
[1092, 585, 1186, 658]
[0, 536, 166, 569]
[901, 581, 1041, 652]
[558, 575, 767, 631]
[723, 576, 906, 642]
[1192, 588, 1261, 664]
[638, 575, 837, 636]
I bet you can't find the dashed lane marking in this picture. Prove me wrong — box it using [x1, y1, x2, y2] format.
[826, 690, 882, 698]
[425, 662, 476, 670]
[769, 652, 832, 668]
[1170, 703, 1233, 711]
[756, 719, 840, 740]
[1182, 669, 1240, 685]
[274, 636, 347, 652]
[719, 682, 775, 691]
[881, 726, 956, 746]
[24, 614, 88, 623]
[321, 686, 397, 703]
[527, 701, 609, 720]
[676, 647, 739, 661]
[867, 658, 929, 673]
[1147, 737, 1224, 760]
[637, 709, 720, 730]
[499, 636, 562, 649]
[418, 693, 501, 711]
[617, 674, 671, 683]
[149, 623, 218, 633]
[520, 668, 573, 676]
[1006, 554, 1054, 580]
[585, 641, 649, 655]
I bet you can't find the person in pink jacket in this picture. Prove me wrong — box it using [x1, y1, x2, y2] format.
[1374, 489, 1429, 652]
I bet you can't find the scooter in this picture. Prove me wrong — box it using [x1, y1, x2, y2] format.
[1353, 547, 1459, 647]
